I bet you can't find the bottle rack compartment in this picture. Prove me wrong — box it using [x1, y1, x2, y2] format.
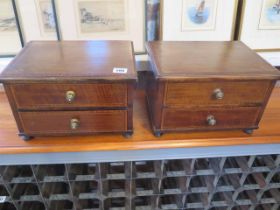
[0, 155, 279, 210]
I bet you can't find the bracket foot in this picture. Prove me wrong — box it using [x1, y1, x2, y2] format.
[243, 129, 254, 135]
[19, 134, 33, 141]
[123, 131, 133, 138]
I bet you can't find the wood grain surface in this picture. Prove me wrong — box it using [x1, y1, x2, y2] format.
[162, 107, 260, 130]
[19, 110, 127, 135]
[0, 88, 280, 155]
[0, 41, 137, 82]
[164, 81, 270, 108]
[146, 41, 280, 80]
[10, 83, 128, 110]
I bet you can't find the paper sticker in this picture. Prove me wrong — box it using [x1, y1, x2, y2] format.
[0, 196, 6, 203]
[113, 67, 128, 74]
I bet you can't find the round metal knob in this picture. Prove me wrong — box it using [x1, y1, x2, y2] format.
[66, 91, 76, 103]
[213, 88, 224, 100]
[70, 118, 80, 130]
[207, 115, 216, 126]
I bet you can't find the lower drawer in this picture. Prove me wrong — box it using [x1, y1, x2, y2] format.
[19, 110, 127, 135]
[162, 107, 260, 130]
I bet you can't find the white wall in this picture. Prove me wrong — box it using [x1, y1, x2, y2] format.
[258, 52, 280, 67]
[0, 58, 13, 91]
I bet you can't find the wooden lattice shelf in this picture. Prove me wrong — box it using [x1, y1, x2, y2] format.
[0, 155, 280, 210]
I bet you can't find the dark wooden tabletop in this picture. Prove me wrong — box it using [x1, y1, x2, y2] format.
[0, 41, 137, 82]
[146, 41, 280, 80]
[0, 87, 280, 154]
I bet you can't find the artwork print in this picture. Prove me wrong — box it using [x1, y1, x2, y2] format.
[182, 0, 218, 31]
[0, 0, 17, 32]
[259, 0, 280, 29]
[0, 0, 22, 55]
[36, 0, 56, 35]
[77, 0, 127, 33]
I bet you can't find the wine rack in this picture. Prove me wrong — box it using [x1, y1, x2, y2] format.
[0, 155, 279, 209]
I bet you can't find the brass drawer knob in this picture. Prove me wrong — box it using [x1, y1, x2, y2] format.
[213, 88, 224, 100]
[207, 115, 216, 126]
[70, 118, 80, 130]
[66, 91, 76, 103]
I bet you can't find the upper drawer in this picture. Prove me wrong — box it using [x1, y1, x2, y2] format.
[165, 81, 271, 107]
[10, 83, 127, 109]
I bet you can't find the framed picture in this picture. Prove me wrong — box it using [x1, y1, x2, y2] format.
[147, 0, 161, 41]
[0, 0, 23, 56]
[239, 0, 280, 50]
[15, 0, 59, 42]
[161, 0, 238, 41]
[55, 0, 146, 53]
[181, 0, 218, 31]
[77, 0, 127, 33]
[259, 0, 280, 30]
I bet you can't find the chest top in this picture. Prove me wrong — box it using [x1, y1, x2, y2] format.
[0, 41, 137, 83]
[146, 41, 280, 81]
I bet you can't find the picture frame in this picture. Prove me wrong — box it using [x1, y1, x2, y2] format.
[161, 0, 238, 41]
[0, 0, 23, 57]
[55, 0, 146, 53]
[15, 0, 59, 43]
[181, 0, 218, 31]
[259, 0, 280, 30]
[239, 0, 280, 50]
[147, 0, 161, 41]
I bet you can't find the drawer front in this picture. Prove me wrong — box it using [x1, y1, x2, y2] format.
[165, 81, 271, 107]
[11, 84, 127, 109]
[162, 107, 260, 130]
[19, 110, 127, 134]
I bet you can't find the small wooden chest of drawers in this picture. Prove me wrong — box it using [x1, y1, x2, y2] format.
[0, 41, 137, 140]
[146, 41, 280, 136]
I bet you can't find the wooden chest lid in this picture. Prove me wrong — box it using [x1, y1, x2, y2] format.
[146, 41, 280, 81]
[0, 41, 137, 83]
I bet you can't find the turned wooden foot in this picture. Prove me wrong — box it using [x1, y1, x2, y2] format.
[154, 131, 163, 137]
[123, 131, 133, 138]
[243, 129, 254, 135]
[19, 134, 33, 141]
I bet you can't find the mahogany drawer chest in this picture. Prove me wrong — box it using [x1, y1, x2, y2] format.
[146, 41, 280, 136]
[0, 41, 137, 140]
